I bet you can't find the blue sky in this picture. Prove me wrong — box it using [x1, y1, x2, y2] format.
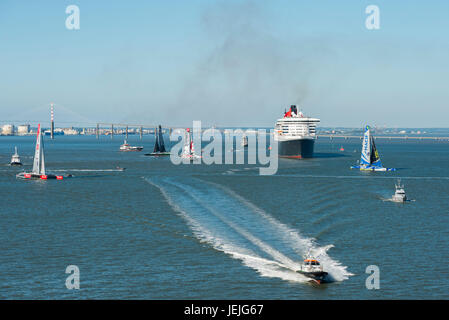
[0, 0, 448, 127]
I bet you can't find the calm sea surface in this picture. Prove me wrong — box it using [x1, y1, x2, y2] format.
[1, 134, 448, 299]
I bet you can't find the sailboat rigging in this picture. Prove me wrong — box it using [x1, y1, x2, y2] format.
[16, 124, 66, 180]
[181, 128, 201, 161]
[145, 125, 170, 156]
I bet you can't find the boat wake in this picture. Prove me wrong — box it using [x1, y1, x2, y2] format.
[52, 169, 124, 172]
[273, 174, 449, 180]
[145, 177, 352, 284]
[381, 197, 416, 203]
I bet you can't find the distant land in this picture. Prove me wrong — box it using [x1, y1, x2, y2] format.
[2, 123, 449, 139]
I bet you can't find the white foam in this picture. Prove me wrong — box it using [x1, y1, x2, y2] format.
[145, 177, 353, 283]
[52, 169, 124, 172]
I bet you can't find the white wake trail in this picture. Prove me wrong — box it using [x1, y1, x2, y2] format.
[208, 181, 353, 281]
[166, 180, 300, 271]
[52, 169, 124, 172]
[145, 177, 352, 283]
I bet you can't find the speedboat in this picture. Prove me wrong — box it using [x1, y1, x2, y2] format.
[10, 147, 22, 166]
[296, 257, 328, 284]
[391, 180, 407, 202]
[119, 140, 143, 152]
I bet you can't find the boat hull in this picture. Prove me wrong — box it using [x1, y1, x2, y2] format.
[350, 165, 396, 172]
[278, 139, 315, 159]
[296, 270, 329, 284]
[16, 172, 66, 180]
[120, 147, 143, 152]
[10, 162, 22, 166]
[144, 152, 170, 157]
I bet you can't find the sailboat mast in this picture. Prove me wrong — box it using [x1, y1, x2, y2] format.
[153, 126, 160, 153]
[32, 124, 45, 175]
[360, 126, 371, 166]
[158, 125, 166, 152]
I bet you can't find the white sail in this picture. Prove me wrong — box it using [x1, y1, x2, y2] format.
[182, 129, 191, 156]
[181, 129, 192, 159]
[32, 124, 45, 175]
[360, 126, 371, 166]
[190, 139, 195, 155]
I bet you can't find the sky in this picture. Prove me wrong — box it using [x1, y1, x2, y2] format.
[0, 0, 448, 127]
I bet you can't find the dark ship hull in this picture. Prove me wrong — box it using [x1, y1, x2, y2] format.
[278, 139, 315, 159]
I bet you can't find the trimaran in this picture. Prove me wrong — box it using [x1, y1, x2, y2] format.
[351, 125, 395, 171]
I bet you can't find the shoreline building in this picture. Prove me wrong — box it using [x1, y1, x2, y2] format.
[17, 124, 30, 135]
[2, 124, 14, 135]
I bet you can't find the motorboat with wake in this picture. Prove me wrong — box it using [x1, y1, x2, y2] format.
[16, 124, 66, 180]
[119, 140, 143, 152]
[351, 125, 395, 171]
[296, 254, 328, 284]
[10, 147, 22, 166]
[181, 128, 201, 161]
[145, 125, 170, 156]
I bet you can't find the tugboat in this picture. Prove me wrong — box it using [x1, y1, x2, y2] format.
[119, 140, 143, 152]
[10, 147, 22, 166]
[296, 255, 328, 284]
[391, 179, 407, 203]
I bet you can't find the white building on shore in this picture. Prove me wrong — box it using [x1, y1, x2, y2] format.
[1, 124, 14, 135]
[17, 124, 30, 135]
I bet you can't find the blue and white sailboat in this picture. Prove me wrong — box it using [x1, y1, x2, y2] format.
[351, 126, 395, 172]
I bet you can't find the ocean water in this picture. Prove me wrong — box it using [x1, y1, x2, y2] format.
[0, 134, 448, 299]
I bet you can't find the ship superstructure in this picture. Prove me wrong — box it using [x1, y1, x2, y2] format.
[274, 105, 320, 158]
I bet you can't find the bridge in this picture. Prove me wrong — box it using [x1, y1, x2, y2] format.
[94, 123, 175, 139]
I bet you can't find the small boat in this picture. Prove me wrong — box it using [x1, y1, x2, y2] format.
[10, 147, 22, 166]
[296, 255, 328, 285]
[16, 124, 66, 180]
[144, 125, 170, 156]
[181, 128, 201, 161]
[241, 135, 248, 147]
[116, 166, 126, 171]
[119, 140, 143, 152]
[391, 179, 407, 202]
[351, 126, 395, 171]
[339, 146, 344, 152]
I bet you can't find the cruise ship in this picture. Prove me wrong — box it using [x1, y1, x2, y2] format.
[274, 105, 320, 158]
